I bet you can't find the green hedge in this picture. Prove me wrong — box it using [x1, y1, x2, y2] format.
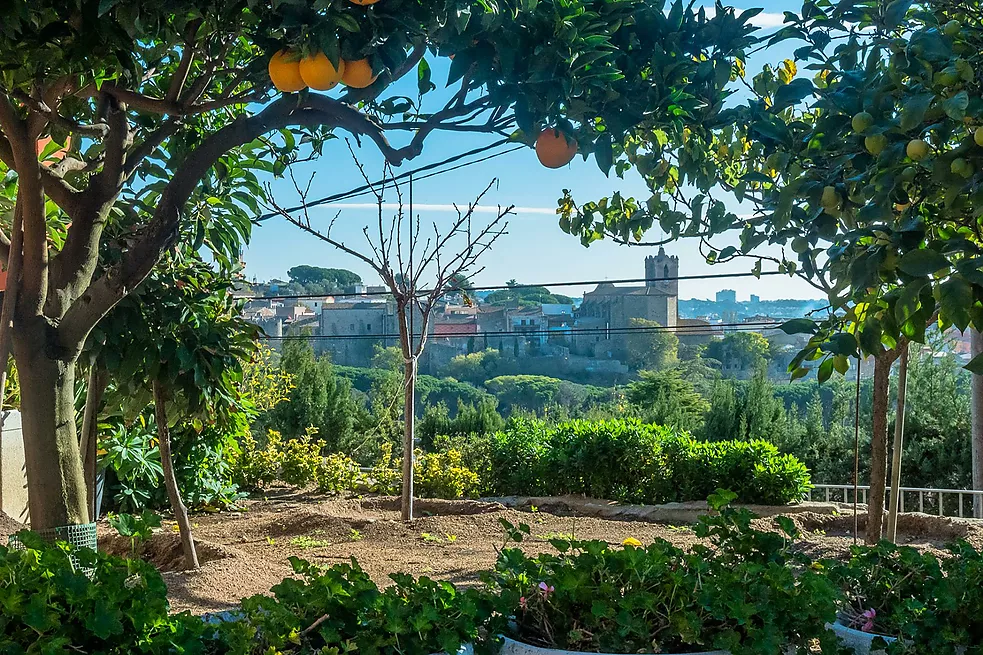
[450, 418, 811, 505]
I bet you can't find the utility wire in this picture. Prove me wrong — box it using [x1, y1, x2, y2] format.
[246, 270, 793, 301]
[260, 321, 788, 341]
[255, 139, 520, 222]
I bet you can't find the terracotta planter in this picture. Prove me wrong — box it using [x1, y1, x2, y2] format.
[499, 636, 730, 655]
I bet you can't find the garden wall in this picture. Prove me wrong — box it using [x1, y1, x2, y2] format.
[0, 410, 27, 523]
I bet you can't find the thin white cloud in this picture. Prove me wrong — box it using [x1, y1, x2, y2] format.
[698, 6, 788, 29]
[746, 11, 788, 29]
[325, 202, 557, 215]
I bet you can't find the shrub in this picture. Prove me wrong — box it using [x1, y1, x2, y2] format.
[0, 532, 205, 654]
[486, 494, 843, 655]
[451, 419, 811, 505]
[229, 429, 284, 489]
[415, 450, 480, 499]
[317, 453, 365, 494]
[218, 556, 496, 655]
[280, 428, 323, 487]
[368, 444, 481, 499]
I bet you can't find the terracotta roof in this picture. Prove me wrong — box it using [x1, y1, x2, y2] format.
[434, 322, 477, 335]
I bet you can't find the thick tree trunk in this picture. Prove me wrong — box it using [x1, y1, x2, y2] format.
[14, 332, 88, 530]
[886, 343, 909, 543]
[80, 366, 107, 520]
[972, 330, 983, 519]
[152, 381, 199, 570]
[867, 352, 893, 545]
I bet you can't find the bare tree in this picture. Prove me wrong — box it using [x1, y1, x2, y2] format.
[265, 146, 512, 519]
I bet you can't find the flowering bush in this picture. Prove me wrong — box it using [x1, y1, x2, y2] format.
[826, 540, 983, 653]
[485, 492, 844, 655]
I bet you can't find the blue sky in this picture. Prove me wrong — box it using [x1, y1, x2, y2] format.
[243, 1, 816, 301]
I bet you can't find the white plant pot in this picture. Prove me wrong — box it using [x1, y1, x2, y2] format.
[828, 621, 896, 655]
[499, 636, 730, 655]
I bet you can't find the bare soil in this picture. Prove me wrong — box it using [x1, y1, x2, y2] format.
[107, 489, 983, 615]
[5, 494, 983, 617]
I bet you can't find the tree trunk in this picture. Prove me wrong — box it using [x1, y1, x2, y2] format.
[152, 381, 199, 570]
[80, 365, 107, 521]
[14, 332, 88, 530]
[401, 354, 416, 522]
[886, 343, 909, 543]
[867, 351, 893, 545]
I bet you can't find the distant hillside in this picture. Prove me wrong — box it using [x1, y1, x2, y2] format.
[679, 297, 826, 320]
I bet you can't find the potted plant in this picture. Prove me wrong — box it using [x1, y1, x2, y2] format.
[826, 541, 982, 655]
[216, 556, 497, 655]
[484, 491, 847, 655]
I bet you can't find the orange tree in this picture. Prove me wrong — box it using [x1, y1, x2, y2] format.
[0, 0, 758, 529]
[558, 0, 983, 540]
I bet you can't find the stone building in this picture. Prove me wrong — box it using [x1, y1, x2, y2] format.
[573, 248, 679, 360]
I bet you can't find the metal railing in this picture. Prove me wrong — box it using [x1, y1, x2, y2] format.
[807, 484, 983, 519]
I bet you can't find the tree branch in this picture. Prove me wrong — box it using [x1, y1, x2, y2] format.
[166, 19, 203, 104]
[0, 95, 47, 316]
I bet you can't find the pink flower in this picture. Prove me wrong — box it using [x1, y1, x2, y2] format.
[538, 581, 555, 597]
[519, 597, 527, 611]
[860, 608, 876, 633]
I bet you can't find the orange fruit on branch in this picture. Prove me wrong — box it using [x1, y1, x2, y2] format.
[341, 59, 379, 88]
[535, 128, 578, 168]
[269, 50, 306, 92]
[299, 52, 345, 91]
[349, 0, 381, 5]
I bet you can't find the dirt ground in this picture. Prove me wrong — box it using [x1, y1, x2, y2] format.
[5, 489, 983, 616]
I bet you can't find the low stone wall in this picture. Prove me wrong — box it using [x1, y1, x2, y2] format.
[485, 494, 841, 525]
[1, 410, 28, 524]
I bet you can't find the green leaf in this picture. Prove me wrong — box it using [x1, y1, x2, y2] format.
[942, 91, 969, 121]
[900, 94, 934, 131]
[594, 134, 613, 176]
[98, 0, 122, 16]
[772, 78, 814, 111]
[417, 58, 434, 96]
[965, 352, 983, 375]
[883, 0, 913, 28]
[898, 249, 950, 276]
[780, 318, 818, 335]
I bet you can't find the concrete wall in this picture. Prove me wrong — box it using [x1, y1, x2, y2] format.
[1, 410, 28, 523]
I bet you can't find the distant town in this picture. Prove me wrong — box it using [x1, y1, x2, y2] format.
[237, 250, 871, 381]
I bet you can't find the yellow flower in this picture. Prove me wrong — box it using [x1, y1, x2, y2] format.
[622, 537, 643, 547]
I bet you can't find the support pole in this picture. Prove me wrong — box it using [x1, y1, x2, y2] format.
[886, 343, 909, 542]
[972, 329, 983, 519]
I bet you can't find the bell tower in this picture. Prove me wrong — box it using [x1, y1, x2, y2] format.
[644, 247, 678, 296]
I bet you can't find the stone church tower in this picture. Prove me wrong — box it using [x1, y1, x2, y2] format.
[644, 246, 678, 296]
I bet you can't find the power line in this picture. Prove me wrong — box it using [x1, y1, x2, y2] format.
[256, 139, 521, 222]
[245, 270, 791, 301]
[260, 320, 788, 341]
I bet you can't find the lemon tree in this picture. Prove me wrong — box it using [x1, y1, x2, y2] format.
[559, 0, 983, 541]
